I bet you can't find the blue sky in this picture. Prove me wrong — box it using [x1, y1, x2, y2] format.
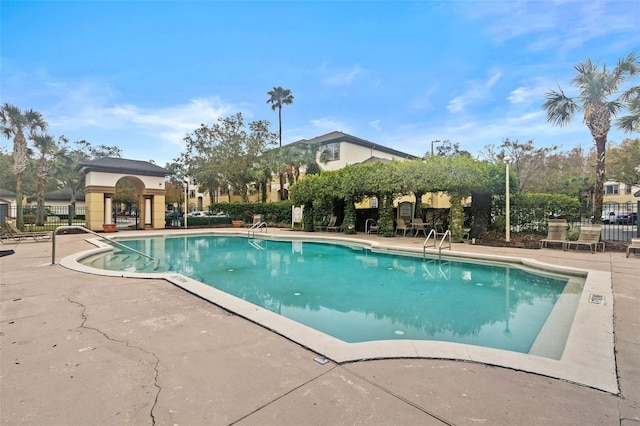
[2, 1, 639, 166]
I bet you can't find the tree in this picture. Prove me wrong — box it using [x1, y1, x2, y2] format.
[482, 139, 558, 193]
[31, 134, 67, 225]
[607, 138, 640, 184]
[542, 51, 639, 223]
[184, 112, 277, 202]
[267, 86, 294, 200]
[0, 103, 48, 229]
[616, 86, 640, 133]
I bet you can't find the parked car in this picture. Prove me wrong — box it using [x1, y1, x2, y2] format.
[616, 212, 638, 225]
[187, 211, 210, 217]
[593, 211, 616, 224]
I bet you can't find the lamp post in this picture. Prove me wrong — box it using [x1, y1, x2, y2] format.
[184, 180, 188, 230]
[431, 140, 444, 156]
[503, 156, 513, 242]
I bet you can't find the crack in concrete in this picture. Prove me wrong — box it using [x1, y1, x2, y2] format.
[67, 290, 161, 425]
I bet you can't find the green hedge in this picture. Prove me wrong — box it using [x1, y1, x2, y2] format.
[209, 201, 294, 224]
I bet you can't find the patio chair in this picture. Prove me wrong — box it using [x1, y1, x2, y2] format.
[315, 216, 336, 232]
[326, 217, 343, 232]
[563, 225, 604, 253]
[410, 218, 429, 237]
[0, 218, 52, 244]
[539, 219, 568, 249]
[627, 238, 640, 258]
[395, 218, 409, 236]
[365, 218, 379, 234]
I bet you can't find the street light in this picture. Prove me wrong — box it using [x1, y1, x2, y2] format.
[503, 156, 513, 242]
[431, 140, 445, 156]
[184, 180, 188, 230]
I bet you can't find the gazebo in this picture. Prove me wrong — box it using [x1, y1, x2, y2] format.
[75, 158, 174, 231]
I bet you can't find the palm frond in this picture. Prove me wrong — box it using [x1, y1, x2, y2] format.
[542, 88, 578, 126]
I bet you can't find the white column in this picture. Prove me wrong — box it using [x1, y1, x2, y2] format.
[145, 197, 152, 225]
[104, 197, 112, 225]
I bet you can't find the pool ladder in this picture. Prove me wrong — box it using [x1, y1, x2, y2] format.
[423, 229, 451, 259]
[247, 221, 268, 238]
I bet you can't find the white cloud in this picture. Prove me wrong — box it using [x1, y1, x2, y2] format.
[309, 117, 352, 134]
[321, 63, 365, 86]
[447, 69, 502, 113]
[368, 120, 382, 132]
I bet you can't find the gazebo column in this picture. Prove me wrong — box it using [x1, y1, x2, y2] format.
[145, 197, 152, 227]
[104, 196, 113, 225]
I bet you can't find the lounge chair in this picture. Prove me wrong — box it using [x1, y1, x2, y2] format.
[627, 238, 640, 258]
[539, 219, 568, 249]
[316, 216, 337, 232]
[395, 218, 409, 236]
[326, 217, 343, 232]
[563, 226, 604, 253]
[0, 218, 52, 244]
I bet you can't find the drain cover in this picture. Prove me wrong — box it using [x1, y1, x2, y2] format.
[589, 294, 604, 305]
[313, 356, 329, 365]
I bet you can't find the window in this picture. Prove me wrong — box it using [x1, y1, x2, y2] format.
[370, 197, 379, 208]
[625, 185, 632, 194]
[323, 143, 340, 161]
[189, 190, 196, 198]
[604, 185, 619, 195]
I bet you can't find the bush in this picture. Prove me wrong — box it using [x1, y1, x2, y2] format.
[209, 201, 294, 225]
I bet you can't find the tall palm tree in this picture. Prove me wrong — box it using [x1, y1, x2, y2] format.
[0, 103, 48, 229]
[267, 86, 294, 200]
[542, 52, 639, 223]
[31, 134, 65, 226]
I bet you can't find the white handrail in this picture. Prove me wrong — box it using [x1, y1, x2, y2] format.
[51, 225, 158, 267]
[247, 221, 268, 238]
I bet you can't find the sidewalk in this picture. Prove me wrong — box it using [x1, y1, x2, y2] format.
[1, 231, 638, 425]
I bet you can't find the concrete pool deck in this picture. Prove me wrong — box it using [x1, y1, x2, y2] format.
[1, 229, 639, 425]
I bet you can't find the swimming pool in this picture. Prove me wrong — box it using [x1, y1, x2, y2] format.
[63, 229, 617, 393]
[79, 234, 583, 359]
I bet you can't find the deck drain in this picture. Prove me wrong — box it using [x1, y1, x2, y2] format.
[313, 356, 329, 365]
[589, 294, 604, 305]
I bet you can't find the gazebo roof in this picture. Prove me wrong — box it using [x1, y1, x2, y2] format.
[75, 158, 175, 177]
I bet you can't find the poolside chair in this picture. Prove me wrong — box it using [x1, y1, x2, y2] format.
[0, 218, 52, 244]
[365, 218, 379, 234]
[627, 238, 640, 258]
[395, 218, 409, 236]
[563, 225, 604, 253]
[326, 217, 343, 232]
[316, 216, 337, 232]
[539, 219, 568, 249]
[410, 218, 428, 237]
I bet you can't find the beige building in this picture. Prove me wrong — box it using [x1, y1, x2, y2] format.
[602, 180, 640, 215]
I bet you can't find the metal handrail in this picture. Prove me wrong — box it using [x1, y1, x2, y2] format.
[247, 221, 268, 238]
[423, 229, 451, 258]
[51, 225, 158, 266]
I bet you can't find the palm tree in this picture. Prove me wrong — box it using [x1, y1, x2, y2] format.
[542, 52, 639, 223]
[31, 134, 65, 226]
[0, 103, 48, 229]
[616, 86, 640, 133]
[267, 86, 294, 200]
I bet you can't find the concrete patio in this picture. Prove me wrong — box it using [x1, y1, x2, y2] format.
[1, 230, 639, 425]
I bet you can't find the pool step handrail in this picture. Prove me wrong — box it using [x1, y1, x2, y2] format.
[423, 229, 451, 259]
[51, 225, 158, 268]
[247, 221, 268, 238]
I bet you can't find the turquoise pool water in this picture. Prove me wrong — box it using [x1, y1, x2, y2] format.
[82, 235, 582, 356]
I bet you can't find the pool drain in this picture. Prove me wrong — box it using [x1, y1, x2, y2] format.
[314, 356, 329, 365]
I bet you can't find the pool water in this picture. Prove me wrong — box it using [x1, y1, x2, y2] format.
[83, 235, 583, 357]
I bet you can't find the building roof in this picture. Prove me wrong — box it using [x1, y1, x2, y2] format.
[288, 131, 418, 160]
[0, 188, 17, 198]
[75, 157, 175, 177]
[26, 188, 85, 203]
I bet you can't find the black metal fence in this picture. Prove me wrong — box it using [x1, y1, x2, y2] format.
[1, 205, 86, 231]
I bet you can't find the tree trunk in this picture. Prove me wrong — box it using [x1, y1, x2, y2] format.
[36, 177, 46, 226]
[593, 135, 606, 224]
[15, 171, 23, 230]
